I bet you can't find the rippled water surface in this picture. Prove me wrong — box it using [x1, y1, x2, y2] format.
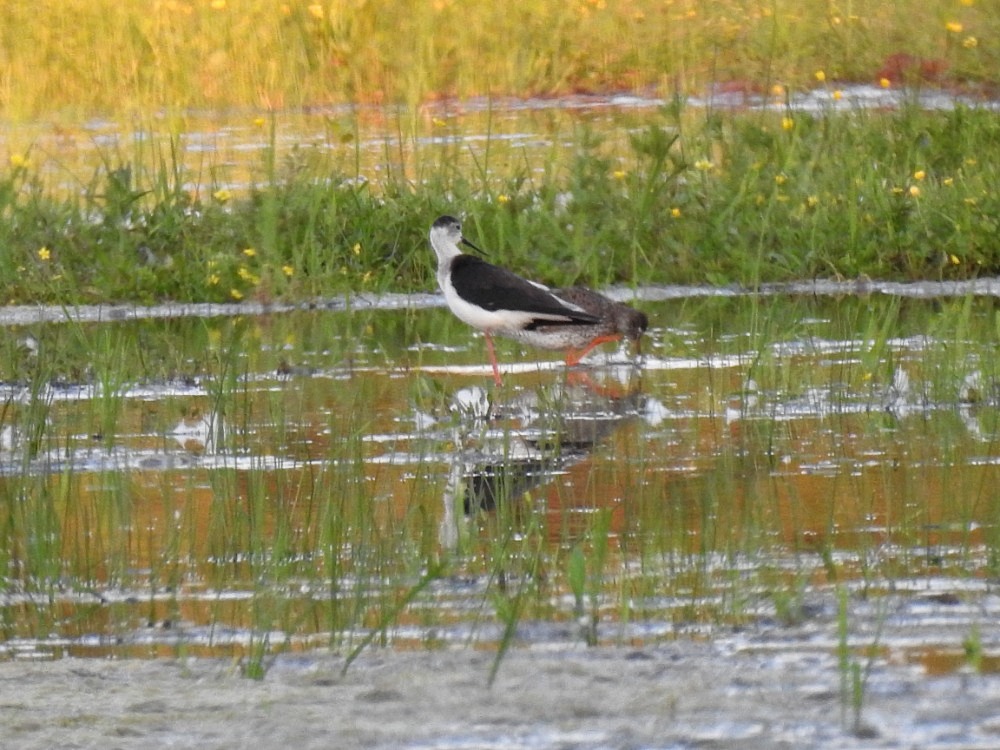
[1, 287, 998, 682]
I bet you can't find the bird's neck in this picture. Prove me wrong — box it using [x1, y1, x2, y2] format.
[436, 256, 457, 290]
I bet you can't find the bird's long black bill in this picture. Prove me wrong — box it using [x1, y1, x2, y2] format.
[461, 237, 486, 256]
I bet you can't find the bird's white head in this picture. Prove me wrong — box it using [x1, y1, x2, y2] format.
[428, 215, 467, 266]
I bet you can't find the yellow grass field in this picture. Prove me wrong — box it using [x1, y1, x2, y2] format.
[1, 0, 995, 119]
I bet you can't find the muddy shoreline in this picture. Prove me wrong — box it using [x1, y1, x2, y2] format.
[4, 636, 1000, 750]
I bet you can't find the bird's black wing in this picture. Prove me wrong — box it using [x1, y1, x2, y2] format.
[450, 255, 600, 324]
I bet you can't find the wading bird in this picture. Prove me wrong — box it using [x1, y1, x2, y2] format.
[428, 215, 647, 385]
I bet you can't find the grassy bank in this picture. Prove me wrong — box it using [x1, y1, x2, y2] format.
[0, 1, 996, 120]
[2, 102, 999, 305]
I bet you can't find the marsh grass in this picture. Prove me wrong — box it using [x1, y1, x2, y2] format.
[485, 506, 550, 686]
[566, 507, 614, 645]
[3, 1, 999, 119]
[836, 585, 890, 737]
[4, 102, 1000, 307]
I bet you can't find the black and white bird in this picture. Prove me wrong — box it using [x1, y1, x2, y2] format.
[428, 215, 647, 385]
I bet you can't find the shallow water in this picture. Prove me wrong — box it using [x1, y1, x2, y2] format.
[4, 84, 996, 200]
[1, 288, 998, 681]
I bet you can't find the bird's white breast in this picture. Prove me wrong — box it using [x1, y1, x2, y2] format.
[439, 271, 542, 332]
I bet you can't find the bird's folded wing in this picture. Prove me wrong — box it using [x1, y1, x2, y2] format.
[450, 255, 600, 323]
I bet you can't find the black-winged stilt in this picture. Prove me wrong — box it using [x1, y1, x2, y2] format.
[428, 215, 647, 385]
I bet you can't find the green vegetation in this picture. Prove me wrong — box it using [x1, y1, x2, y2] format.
[3, 2, 999, 303]
[2, 103, 1000, 305]
[1, 1, 996, 119]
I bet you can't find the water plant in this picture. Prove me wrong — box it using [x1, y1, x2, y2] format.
[566, 507, 614, 646]
[836, 585, 888, 739]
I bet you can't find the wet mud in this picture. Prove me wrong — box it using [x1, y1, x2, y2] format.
[4, 634, 1000, 750]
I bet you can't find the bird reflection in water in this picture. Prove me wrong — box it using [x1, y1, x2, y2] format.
[438, 373, 645, 548]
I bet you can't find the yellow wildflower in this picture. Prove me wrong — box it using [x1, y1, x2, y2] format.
[207, 273, 221, 286]
[814, 70, 826, 83]
[352, 242, 362, 256]
[781, 117, 794, 131]
[774, 174, 788, 186]
[230, 289, 244, 301]
[949, 254, 961, 265]
[943, 177, 954, 187]
[963, 36, 978, 49]
[9, 153, 29, 169]
[213, 188, 232, 203]
[282, 265, 294, 277]
[909, 185, 921, 197]
[612, 170, 627, 181]
[945, 21, 963, 34]
[307, 4, 324, 19]
[693, 158, 713, 172]
[913, 170, 926, 181]
[670, 207, 682, 218]
[806, 195, 819, 208]
[832, 90, 843, 101]
[497, 194, 511, 204]
[37, 246, 51, 261]
[879, 78, 891, 89]
[242, 247, 257, 258]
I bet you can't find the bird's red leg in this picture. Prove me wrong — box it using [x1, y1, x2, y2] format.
[565, 334, 622, 367]
[484, 333, 503, 386]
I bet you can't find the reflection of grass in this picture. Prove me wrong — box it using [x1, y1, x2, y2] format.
[2, 2, 998, 117]
[3, 104, 1000, 306]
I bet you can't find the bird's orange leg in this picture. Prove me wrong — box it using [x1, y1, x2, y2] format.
[484, 333, 504, 386]
[565, 334, 623, 367]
